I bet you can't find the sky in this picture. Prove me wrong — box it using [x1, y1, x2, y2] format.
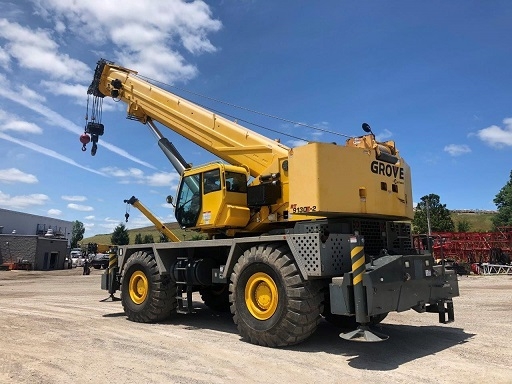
[0, 0, 511, 237]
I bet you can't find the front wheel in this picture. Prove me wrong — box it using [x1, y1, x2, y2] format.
[230, 244, 323, 347]
[121, 251, 177, 323]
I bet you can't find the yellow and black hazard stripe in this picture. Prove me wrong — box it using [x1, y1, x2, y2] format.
[107, 250, 119, 294]
[108, 251, 118, 270]
[350, 245, 366, 285]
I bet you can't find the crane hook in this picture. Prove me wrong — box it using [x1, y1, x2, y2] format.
[124, 200, 131, 222]
[80, 133, 91, 152]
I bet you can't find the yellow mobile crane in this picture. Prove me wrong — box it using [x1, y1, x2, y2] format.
[86, 59, 458, 345]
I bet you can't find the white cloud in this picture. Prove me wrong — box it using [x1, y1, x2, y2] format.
[99, 167, 179, 186]
[103, 217, 121, 224]
[0, 168, 38, 184]
[0, 132, 107, 176]
[146, 172, 179, 187]
[0, 46, 10, 69]
[98, 223, 119, 232]
[444, 144, 471, 156]
[376, 129, 393, 142]
[68, 203, 94, 211]
[39, 80, 118, 109]
[2, 120, 43, 134]
[0, 109, 43, 134]
[99, 167, 145, 179]
[477, 118, 512, 147]
[0, 74, 156, 169]
[97, 142, 157, 170]
[31, 0, 222, 83]
[19, 84, 45, 103]
[47, 209, 62, 216]
[97, 217, 127, 233]
[311, 121, 329, 137]
[124, 215, 153, 230]
[85, 215, 95, 220]
[287, 139, 308, 147]
[54, 20, 66, 34]
[83, 222, 95, 233]
[40, 80, 88, 100]
[62, 195, 87, 202]
[0, 191, 49, 209]
[0, 18, 90, 81]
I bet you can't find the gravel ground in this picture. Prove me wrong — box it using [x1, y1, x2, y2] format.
[0, 269, 511, 384]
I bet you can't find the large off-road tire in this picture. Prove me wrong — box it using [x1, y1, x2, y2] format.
[200, 285, 230, 312]
[230, 244, 323, 347]
[121, 251, 177, 323]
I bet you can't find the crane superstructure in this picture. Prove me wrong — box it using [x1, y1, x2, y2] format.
[86, 59, 413, 236]
[86, 59, 458, 347]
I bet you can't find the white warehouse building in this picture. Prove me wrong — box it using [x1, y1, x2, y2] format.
[0, 208, 73, 270]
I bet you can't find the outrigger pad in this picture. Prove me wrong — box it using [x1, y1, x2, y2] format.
[100, 294, 121, 302]
[340, 325, 389, 342]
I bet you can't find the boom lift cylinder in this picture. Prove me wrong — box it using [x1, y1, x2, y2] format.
[147, 119, 190, 175]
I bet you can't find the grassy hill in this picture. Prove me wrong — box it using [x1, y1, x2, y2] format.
[82, 212, 496, 246]
[82, 222, 204, 246]
[450, 212, 495, 232]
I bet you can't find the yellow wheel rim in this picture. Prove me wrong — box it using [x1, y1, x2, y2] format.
[129, 271, 149, 305]
[245, 272, 278, 320]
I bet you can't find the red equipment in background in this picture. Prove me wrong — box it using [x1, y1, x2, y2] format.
[413, 227, 512, 265]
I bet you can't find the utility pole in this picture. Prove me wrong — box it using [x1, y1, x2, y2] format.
[426, 200, 432, 253]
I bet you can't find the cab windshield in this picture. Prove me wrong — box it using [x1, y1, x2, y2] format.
[175, 173, 201, 227]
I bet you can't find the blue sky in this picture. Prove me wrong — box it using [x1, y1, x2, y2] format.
[0, 1, 511, 237]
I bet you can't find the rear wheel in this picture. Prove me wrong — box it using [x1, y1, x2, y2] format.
[230, 244, 323, 347]
[121, 251, 177, 322]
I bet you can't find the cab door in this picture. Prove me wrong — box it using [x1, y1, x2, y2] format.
[175, 164, 250, 229]
[200, 168, 222, 226]
[175, 173, 201, 228]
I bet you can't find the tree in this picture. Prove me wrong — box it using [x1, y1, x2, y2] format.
[492, 170, 512, 228]
[143, 234, 154, 244]
[70, 220, 85, 248]
[457, 219, 471, 233]
[111, 223, 130, 245]
[159, 233, 169, 243]
[412, 194, 454, 234]
[134, 233, 143, 244]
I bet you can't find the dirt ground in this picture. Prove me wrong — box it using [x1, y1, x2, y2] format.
[0, 269, 510, 384]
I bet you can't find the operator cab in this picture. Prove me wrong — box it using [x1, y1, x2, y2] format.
[175, 163, 250, 230]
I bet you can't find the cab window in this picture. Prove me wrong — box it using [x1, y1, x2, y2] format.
[225, 171, 247, 193]
[203, 169, 221, 194]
